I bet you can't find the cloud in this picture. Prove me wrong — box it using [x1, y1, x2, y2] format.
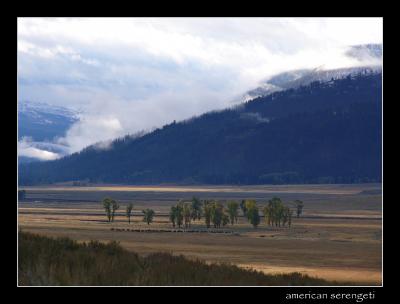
[18, 137, 60, 161]
[17, 17, 383, 154]
[56, 115, 123, 152]
[240, 112, 271, 123]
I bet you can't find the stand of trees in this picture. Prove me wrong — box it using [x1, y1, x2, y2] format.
[210, 201, 229, 228]
[169, 197, 203, 228]
[169, 203, 183, 228]
[263, 197, 293, 227]
[169, 199, 231, 229]
[102, 196, 302, 229]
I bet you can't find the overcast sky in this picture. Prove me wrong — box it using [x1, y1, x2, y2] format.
[18, 17, 383, 158]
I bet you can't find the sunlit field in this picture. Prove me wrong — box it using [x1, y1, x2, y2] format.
[18, 183, 382, 285]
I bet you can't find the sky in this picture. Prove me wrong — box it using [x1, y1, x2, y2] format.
[17, 17, 383, 160]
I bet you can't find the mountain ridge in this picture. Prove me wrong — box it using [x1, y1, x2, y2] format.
[239, 65, 381, 102]
[238, 43, 382, 102]
[19, 72, 382, 186]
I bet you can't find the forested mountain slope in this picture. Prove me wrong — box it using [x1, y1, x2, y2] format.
[19, 73, 382, 185]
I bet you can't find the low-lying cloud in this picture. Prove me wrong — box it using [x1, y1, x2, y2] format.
[18, 137, 60, 161]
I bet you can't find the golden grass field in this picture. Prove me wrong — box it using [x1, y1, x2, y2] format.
[18, 183, 382, 285]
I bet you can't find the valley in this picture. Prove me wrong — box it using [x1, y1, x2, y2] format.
[18, 183, 382, 285]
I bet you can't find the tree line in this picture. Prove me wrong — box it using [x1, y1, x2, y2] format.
[102, 196, 304, 228]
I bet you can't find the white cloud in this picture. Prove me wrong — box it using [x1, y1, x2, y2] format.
[18, 138, 60, 161]
[56, 115, 123, 152]
[17, 17, 383, 154]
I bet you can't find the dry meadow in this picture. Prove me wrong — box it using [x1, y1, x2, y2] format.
[18, 183, 382, 285]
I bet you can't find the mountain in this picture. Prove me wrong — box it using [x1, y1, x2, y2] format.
[18, 101, 79, 142]
[240, 66, 381, 102]
[19, 71, 382, 186]
[18, 101, 79, 162]
[241, 69, 311, 101]
[345, 44, 383, 62]
[239, 44, 382, 101]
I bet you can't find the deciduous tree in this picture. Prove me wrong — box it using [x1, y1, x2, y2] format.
[169, 206, 177, 228]
[227, 201, 239, 225]
[246, 202, 260, 228]
[203, 200, 212, 228]
[126, 203, 134, 224]
[295, 200, 304, 218]
[102, 197, 113, 222]
[183, 203, 192, 228]
[175, 201, 184, 228]
[240, 199, 247, 216]
[210, 201, 225, 228]
[142, 209, 155, 225]
[191, 197, 202, 221]
[288, 209, 293, 228]
[222, 213, 229, 227]
[111, 200, 120, 222]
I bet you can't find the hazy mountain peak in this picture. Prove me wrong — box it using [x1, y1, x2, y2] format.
[19, 100, 81, 118]
[346, 43, 382, 62]
[237, 44, 382, 103]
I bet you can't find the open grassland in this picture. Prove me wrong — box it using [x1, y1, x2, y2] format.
[18, 183, 382, 285]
